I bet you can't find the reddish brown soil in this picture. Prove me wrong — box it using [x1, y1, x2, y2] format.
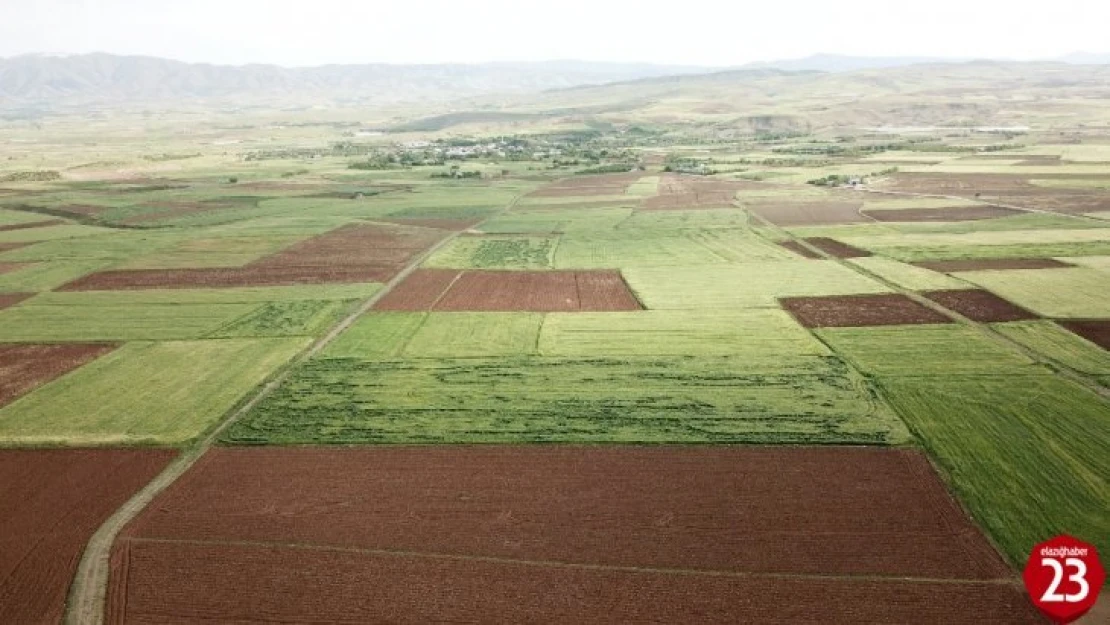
[640, 191, 737, 210]
[778, 240, 824, 259]
[863, 206, 1023, 222]
[0, 219, 65, 232]
[781, 293, 953, 327]
[59, 223, 446, 291]
[109, 540, 1038, 625]
[106, 446, 1033, 623]
[373, 269, 461, 311]
[1059, 319, 1110, 350]
[0, 449, 174, 624]
[748, 202, 868, 226]
[913, 258, 1073, 272]
[0, 343, 118, 407]
[378, 270, 642, 312]
[0, 292, 34, 310]
[923, 289, 1038, 322]
[0, 262, 29, 275]
[801, 237, 873, 258]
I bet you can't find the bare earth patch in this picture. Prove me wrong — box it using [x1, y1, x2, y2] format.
[912, 258, 1074, 272]
[373, 269, 461, 311]
[781, 293, 953, 328]
[0, 343, 119, 407]
[0, 262, 30, 275]
[104, 446, 1035, 624]
[863, 206, 1022, 222]
[801, 237, 873, 258]
[923, 289, 1038, 322]
[1058, 319, 1110, 350]
[0, 292, 34, 310]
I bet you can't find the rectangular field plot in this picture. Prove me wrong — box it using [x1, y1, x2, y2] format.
[423, 235, 557, 270]
[0, 343, 117, 408]
[624, 262, 889, 309]
[817, 325, 1041, 376]
[479, 208, 633, 234]
[107, 447, 1036, 624]
[0, 301, 259, 341]
[114, 234, 305, 269]
[554, 229, 794, 268]
[877, 375, 1110, 568]
[538, 310, 828, 359]
[955, 267, 1110, 318]
[993, 321, 1110, 374]
[0, 449, 174, 624]
[224, 355, 907, 445]
[207, 299, 358, 338]
[401, 313, 543, 358]
[0, 338, 308, 445]
[847, 257, 970, 291]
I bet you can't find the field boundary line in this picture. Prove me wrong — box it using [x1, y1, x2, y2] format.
[64, 192, 530, 625]
[124, 535, 1022, 587]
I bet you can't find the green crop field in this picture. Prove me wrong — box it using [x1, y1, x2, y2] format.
[956, 267, 1110, 318]
[993, 320, 1110, 375]
[424, 235, 557, 269]
[845, 257, 970, 290]
[0, 338, 308, 445]
[877, 375, 1109, 567]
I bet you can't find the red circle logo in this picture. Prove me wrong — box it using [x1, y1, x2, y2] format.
[1023, 535, 1104, 624]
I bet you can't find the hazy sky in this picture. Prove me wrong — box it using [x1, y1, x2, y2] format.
[2, 0, 1107, 67]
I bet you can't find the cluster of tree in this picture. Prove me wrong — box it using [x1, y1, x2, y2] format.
[430, 169, 482, 179]
[575, 163, 638, 175]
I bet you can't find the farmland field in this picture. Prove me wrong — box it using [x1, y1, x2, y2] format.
[2, 57, 1109, 624]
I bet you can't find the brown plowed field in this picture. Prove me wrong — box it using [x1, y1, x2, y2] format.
[106, 446, 1034, 624]
[863, 206, 1022, 222]
[0, 262, 28, 275]
[0, 292, 34, 310]
[373, 269, 461, 311]
[778, 241, 824, 258]
[781, 293, 953, 327]
[0, 219, 66, 232]
[640, 191, 737, 210]
[58, 223, 445, 291]
[526, 174, 641, 198]
[749, 202, 868, 226]
[0, 343, 118, 407]
[1059, 319, 1110, 349]
[0, 449, 174, 624]
[801, 237, 873, 258]
[110, 540, 1038, 625]
[913, 258, 1073, 272]
[377, 270, 642, 312]
[923, 289, 1038, 322]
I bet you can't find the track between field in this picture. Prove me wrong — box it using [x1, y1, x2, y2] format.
[64, 192, 530, 625]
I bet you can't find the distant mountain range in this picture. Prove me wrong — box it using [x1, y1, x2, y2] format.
[0, 52, 1107, 107]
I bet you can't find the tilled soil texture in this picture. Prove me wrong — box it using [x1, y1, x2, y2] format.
[879, 172, 1110, 214]
[863, 206, 1023, 222]
[641, 175, 753, 210]
[923, 289, 1039, 323]
[0, 343, 119, 407]
[1059, 319, 1110, 350]
[801, 237, 873, 258]
[913, 258, 1074, 272]
[778, 241, 824, 259]
[0, 292, 34, 310]
[526, 174, 643, 198]
[0, 448, 174, 624]
[0, 219, 66, 232]
[376, 270, 642, 312]
[59, 223, 446, 291]
[107, 446, 1034, 624]
[748, 202, 868, 226]
[781, 293, 954, 328]
[373, 269, 462, 311]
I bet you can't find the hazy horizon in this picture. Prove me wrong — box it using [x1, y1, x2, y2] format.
[2, 0, 1108, 67]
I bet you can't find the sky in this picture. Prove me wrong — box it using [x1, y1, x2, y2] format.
[1, 0, 1107, 67]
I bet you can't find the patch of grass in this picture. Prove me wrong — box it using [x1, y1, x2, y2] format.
[539, 310, 827, 359]
[209, 300, 358, 338]
[0, 338, 308, 445]
[625, 176, 659, 196]
[321, 312, 426, 359]
[424, 235, 557, 270]
[223, 354, 908, 445]
[624, 261, 889, 309]
[957, 267, 1110, 318]
[0, 261, 113, 292]
[402, 313, 543, 357]
[555, 229, 794, 268]
[29, 284, 381, 306]
[617, 209, 750, 230]
[993, 320, 1110, 374]
[846, 257, 970, 290]
[115, 235, 304, 269]
[877, 374, 1109, 568]
[0, 301, 260, 341]
[0, 224, 110, 243]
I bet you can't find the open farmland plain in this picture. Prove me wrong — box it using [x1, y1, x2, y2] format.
[0, 87, 1108, 623]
